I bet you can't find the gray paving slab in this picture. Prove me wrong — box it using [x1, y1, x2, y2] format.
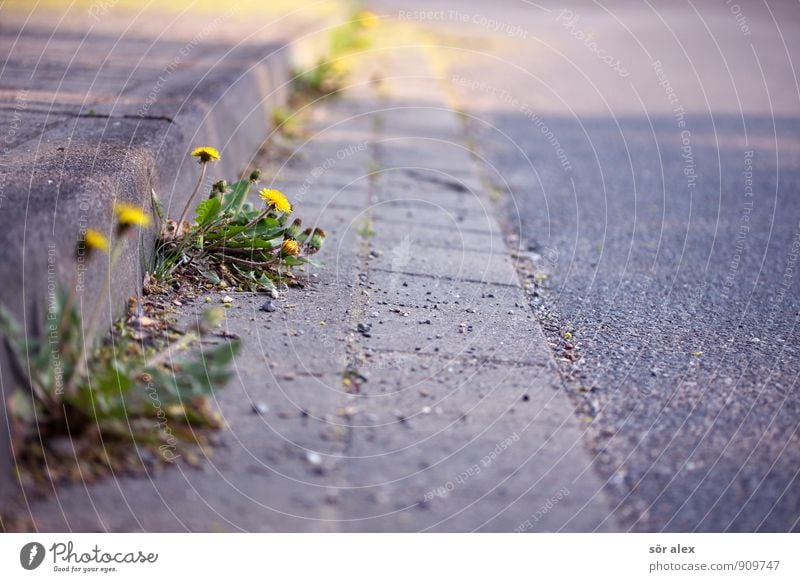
[367, 236, 517, 285]
[372, 196, 502, 234]
[337, 352, 613, 532]
[369, 218, 504, 255]
[358, 272, 537, 364]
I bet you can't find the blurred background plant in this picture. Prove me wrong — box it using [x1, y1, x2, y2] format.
[0, 202, 239, 479]
[292, 8, 380, 98]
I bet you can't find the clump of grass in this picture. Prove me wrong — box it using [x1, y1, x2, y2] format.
[271, 106, 302, 138]
[151, 147, 327, 292]
[357, 221, 375, 238]
[293, 59, 346, 97]
[0, 203, 239, 476]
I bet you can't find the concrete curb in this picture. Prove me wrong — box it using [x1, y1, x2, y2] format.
[0, 23, 291, 514]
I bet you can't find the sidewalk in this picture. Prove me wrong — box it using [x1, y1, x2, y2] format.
[0, 3, 325, 514]
[16, 44, 616, 532]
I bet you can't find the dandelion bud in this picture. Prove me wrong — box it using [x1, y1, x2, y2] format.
[280, 239, 301, 258]
[211, 180, 227, 197]
[285, 218, 303, 240]
[298, 227, 313, 243]
[308, 228, 327, 253]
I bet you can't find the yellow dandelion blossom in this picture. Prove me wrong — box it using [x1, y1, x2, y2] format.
[114, 203, 152, 227]
[356, 10, 380, 29]
[83, 228, 110, 252]
[191, 146, 220, 163]
[280, 239, 301, 257]
[259, 188, 292, 213]
[331, 59, 349, 75]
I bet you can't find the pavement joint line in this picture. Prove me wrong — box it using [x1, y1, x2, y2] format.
[0, 105, 176, 122]
[322, 79, 387, 528]
[302, 198, 487, 213]
[368, 267, 520, 288]
[362, 348, 551, 370]
[370, 216, 499, 236]
[372, 241, 506, 256]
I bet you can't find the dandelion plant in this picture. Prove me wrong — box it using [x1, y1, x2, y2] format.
[151, 147, 327, 292]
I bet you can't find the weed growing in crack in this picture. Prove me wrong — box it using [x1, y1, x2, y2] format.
[150, 147, 326, 293]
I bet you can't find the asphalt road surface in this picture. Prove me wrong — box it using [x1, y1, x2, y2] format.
[367, 0, 800, 531]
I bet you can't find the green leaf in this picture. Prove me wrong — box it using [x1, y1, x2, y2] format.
[150, 189, 165, 224]
[245, 222, 283, 238]
[280, 256, 307, 266]
[218, 238, 276, 250]
[221, 179, 252, 215]
[159, 340, 240, 399]
[195, 197, 221, 226]
[200, 270, 221, 284]
[258, 273, 276, 290]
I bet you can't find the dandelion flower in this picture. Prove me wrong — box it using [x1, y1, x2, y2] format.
[76, 227, 110, 258]
[280, 239, 301, 257]
[259, 188, 292, 213]
[83, 229, 110, 253]
[331, 59, 349, 75]
[114, 203, 151, 228]
[357, 10, 380, 29]
[191, 146, 220, 163]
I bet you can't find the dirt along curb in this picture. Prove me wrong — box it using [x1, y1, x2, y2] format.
[0, 19, 291, 516]
[16, 37, 616, 530]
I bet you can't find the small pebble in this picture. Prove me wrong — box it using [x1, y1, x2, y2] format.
[252, 403, 269, 415]
[260, 300, 277, 312]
